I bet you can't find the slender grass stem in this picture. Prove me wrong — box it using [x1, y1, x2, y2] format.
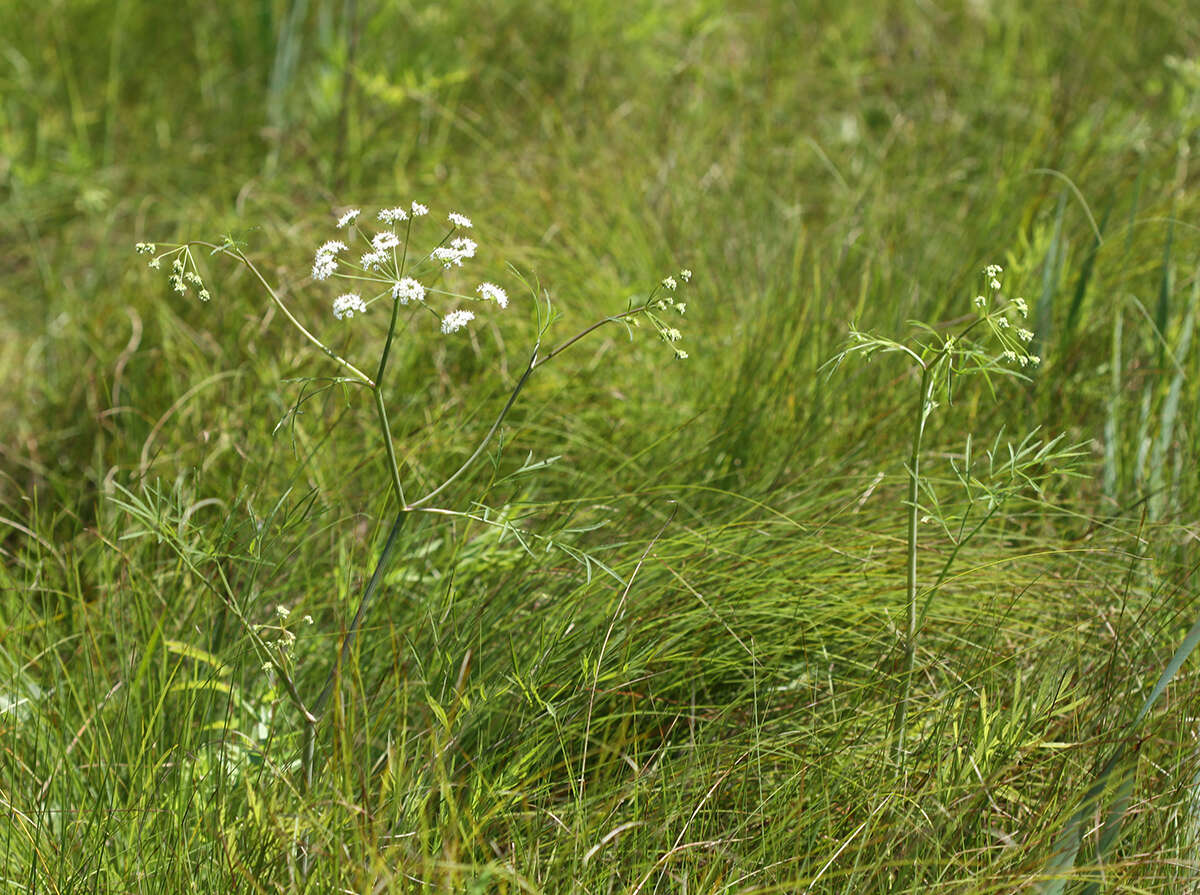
[895, 363, 931, 770]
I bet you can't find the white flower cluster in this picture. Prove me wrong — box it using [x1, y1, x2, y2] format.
[332, 293, 367, 320]
[313, 240, 346, 280]
[391, 278, 425, 305]
[974, 264, 1040, 368]
[476, 282, 508, 308]
[372, 232, 401, 252]
[441, 309, 475, 334]
[432, 237, 477, 268]
[306, 202, 510, 336]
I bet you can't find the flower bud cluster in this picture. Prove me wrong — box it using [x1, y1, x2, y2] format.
[638, 268, 694, 359]
[136, 244, 210, 301]
[973, 264, 1040, 368]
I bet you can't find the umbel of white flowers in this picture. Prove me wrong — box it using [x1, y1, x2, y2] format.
[312, 202, 506, 337]
[136, 204, 695, 360]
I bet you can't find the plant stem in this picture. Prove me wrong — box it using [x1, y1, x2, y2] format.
[535, 306, 644, 369]
[407, 345, 539, 510]
[201, 262, 659, 798]
[895, 362, 931, 769]
[192, 241, 377, 387]
[373, 289, 406, 505]
[373, 388, 405, 506]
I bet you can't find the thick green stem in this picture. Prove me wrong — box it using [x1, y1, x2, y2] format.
[373, 389, 405, 506]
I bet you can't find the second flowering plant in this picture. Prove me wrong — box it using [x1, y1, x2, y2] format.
[826, 264, 1081, 769]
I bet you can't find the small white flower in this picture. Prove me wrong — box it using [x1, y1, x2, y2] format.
[135, 242, 155, 255]
[662, 276, 677, 290]
[313, 241, 347, 280]
[448, 212, 473, 228]
[664, 327, 682, 342]
[990, 277, 1002, 291]
[431, 236, 477, 268]
[148, 258, 161, 269]
[276, 605, 290, 618]
[171, 276, 187, 294]
[680, 269, 692, 282]
[984, 264, 1003, 279]
[476, 282, 508, 308]
[379, 207, 408, 224]
[673, 348, 689, 359]
[313, 255, 337, 280]
[303, 615, 314, 625]
[360, 250, 386, 272]
[1002, 350, 1018, 363]
[1017, 328, 1034, 343]
[1030, 355, 1042, 365]
[391, 277, 425, 305]
[441, 309, 475, 334]
[675, 303, 686, 315]
[974, 295, 987, 308]
[198, 289, 211, 302]
[1014, 297, 1029, 317]
[996, 316, 1010, 328]
[411, 201, 429, 216]
[336, 209, 361, 229]
[371, 231, 401, 252]
[332, 293, 367, 320]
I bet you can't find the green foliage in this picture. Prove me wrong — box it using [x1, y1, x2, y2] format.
[4, 0, 1200, 892]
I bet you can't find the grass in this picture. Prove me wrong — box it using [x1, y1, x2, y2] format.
[3, 0, 1200, 891]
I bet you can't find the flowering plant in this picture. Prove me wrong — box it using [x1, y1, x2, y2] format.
[134, 202, 693, 790]
[826, 264, 1080, 768]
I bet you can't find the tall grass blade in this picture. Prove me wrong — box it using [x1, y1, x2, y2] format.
[1035, 189, 1069, 358]
[1155, 221, 1174, 372]
[1103, 311, 1123, 500]
[1148, 272, 1197, 520]
[1065, 202, 1110, 337]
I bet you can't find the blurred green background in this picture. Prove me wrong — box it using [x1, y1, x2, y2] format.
[3, 0, 1200, 891]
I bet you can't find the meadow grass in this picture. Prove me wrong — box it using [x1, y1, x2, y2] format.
[3, 1, 1200, 891]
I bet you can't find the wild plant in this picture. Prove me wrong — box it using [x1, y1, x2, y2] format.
[826, 265, 1084, 768]
[128, 204, 693, 795]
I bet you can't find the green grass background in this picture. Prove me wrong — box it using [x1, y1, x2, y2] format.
[3, 0, 1200, 891]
